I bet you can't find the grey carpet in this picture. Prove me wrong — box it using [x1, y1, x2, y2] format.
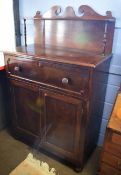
[0, 129, 100, 175]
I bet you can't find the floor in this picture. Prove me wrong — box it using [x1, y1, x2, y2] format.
[0, 129, 100, 175]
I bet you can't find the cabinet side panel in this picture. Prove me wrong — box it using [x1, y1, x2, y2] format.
[85, 58, 111, 161]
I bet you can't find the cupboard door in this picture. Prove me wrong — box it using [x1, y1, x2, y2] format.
[11, 80, 42, 141]
[41, 91, 83, 162]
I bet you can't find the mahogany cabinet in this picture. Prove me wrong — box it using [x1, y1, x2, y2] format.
[4, 5, 115, 171]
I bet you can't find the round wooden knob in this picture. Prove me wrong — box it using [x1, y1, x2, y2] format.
[14, 66, 20, 71]
[62, 78, 69, 84]
[80, 90, 84, 95]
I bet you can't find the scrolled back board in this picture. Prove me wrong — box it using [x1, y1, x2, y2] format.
[31, 5, 115, 55]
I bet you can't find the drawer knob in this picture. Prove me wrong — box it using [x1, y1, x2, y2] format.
[14, 66, 20, 71]
[80, 90, 84, 95]
[62, 78, 69, 84]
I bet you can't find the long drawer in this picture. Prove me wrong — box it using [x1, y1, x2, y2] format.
[102, 151, 121, 171]
[100, 162, 121, 175]
[104, 129, 121, 159]
[5, 55, 89, 93]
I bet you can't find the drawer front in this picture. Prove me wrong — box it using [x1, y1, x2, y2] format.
[102, 151, 121, 171]
[6, 57, 89, 93]
[112, 133, 121, 146]
[100, 162, 121, 175]
[104, 130, 121, 158]
[105, 142, 121, 159]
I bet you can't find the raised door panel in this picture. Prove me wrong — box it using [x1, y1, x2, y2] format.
[11, 80, 42, 141]
[41, 91, 83, 162]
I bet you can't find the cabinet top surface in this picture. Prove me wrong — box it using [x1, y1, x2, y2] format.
[5, 44, 112, 68]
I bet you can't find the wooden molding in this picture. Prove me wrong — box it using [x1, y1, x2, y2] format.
[43, 5, 61, 18]
[33, 5, 115, 20]
[78, 5, 113, 20]
[34, 11, 42, 19]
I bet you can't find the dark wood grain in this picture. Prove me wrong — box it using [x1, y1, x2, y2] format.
[11, 80, 41, 136]
[6, 56, 89, 93]
[5, 44, 112, 68]
[41, 92, 83, 163]
[33, 5, 115, 55]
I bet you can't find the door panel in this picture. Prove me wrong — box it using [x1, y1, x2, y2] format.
[41, 91, 83, 160]
[11, 80, 42, 137]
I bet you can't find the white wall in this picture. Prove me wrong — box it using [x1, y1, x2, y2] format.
[0, 0, 15, 67]
[0, 0, 15, 129]
[0, 0, 15, 51]
[19, 0, 121, 145]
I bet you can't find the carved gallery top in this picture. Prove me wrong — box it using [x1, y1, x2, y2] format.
[8, 5, 115, 68]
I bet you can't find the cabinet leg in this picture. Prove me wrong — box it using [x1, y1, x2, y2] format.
[74, 167, 82, 172]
